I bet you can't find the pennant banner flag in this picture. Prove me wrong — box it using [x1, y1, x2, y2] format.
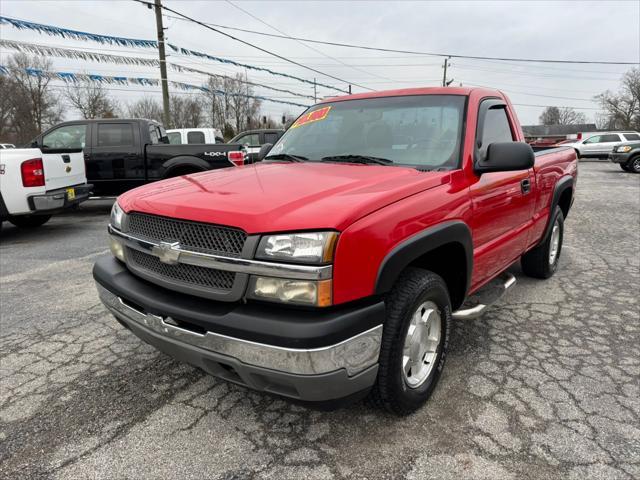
[0, 39, 160, 67]
[0, 40, 316, 100]
[0, 16, 348, 93]
[0, 65, 310, 108]
[0, 16, 157, 48]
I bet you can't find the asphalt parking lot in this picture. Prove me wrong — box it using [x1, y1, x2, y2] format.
[1, 161, 638, 480]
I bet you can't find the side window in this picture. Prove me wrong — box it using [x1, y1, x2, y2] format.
[600, 134, 621, 143]
[149, 126, 160, 145]
[167, 132, 182, 144]
[479, 106, 513, 158]
[584, 135, 601, 144]
[264, 132, 280, 144]
[42, 124, 87, 150]
[238, 133, 260, 146]
[624, 133, 640, 141]
[187, 131, 206, 144]
[97, 123, 134, 147]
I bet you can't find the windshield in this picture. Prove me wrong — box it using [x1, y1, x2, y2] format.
[270, 95, 466, 169]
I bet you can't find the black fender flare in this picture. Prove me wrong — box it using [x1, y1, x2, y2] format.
[543, 175, 574, 239]
[162, 156, 211, 177]
[375, 220, 473, 297]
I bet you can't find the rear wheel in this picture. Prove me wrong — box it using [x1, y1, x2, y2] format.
[8, 214, 52, 228]
[369, 268, 451, 415]
[521, 206, 564, 279]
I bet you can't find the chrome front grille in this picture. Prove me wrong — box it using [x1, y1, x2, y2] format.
[127, 248, 236, 291]
[127, 213, 246, 257]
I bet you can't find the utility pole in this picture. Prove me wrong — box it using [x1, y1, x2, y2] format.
[442, 57, 449, 87]
[313, 78, 317, 103]
[154, 0, 170, 127]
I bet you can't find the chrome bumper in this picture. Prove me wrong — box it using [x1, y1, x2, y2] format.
[97, 283, 382, 377]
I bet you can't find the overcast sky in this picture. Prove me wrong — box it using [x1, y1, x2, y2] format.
[1, 0, 639, 125]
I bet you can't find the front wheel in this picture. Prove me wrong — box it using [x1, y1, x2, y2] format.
[521, 207, 564, 279]
[369, 268, 451, 415]
[628, 156, 640, 174]
[8, 214, 52, 228]
[620, 163, 631, 172]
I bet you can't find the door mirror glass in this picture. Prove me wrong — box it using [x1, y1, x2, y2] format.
[474, 142, 534, 174]
[257, 143, 273, 161]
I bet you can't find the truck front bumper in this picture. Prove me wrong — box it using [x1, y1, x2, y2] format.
[28, 184, 92, 212]
[93, 257, 383, 402]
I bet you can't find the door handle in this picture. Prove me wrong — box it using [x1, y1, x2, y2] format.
[521, 178, 531, 194]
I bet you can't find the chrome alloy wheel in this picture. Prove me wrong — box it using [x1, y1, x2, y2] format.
[549, 220, 561, 265]
[402, 301, 442, 388]
[633, 157, 640, 173]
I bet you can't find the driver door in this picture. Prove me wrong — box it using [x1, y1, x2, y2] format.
[468, 100, 535, 287]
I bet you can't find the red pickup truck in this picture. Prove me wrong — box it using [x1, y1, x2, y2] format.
[94, 87, 577, 414]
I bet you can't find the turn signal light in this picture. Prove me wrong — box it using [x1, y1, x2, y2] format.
[21, 158, 45, 187]
[228, 151, 245, 167]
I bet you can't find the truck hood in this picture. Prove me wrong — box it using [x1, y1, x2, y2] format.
[119, 162, 450, 233]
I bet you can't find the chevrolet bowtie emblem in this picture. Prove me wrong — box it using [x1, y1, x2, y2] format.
[152, 241, 181, 265]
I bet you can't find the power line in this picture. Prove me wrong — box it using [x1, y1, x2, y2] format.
[158, 13, 639, 66]
[132, 0, 371, 92]
[224, 0, 394, 84]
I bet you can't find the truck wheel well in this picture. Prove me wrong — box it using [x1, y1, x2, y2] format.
[558, 188, 573, 219]
[407, 242, 467, 310]
[164, 165, 204, 178]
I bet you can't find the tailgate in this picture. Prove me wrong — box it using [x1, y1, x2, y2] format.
[42, 150, 87, 190]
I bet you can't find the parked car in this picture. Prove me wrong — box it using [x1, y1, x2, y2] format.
[30, 119, 245, 196]
[229, 129, 284, 163]
[166, 128, 224, 145]
[0, 147, 91, 231]
[94, 87, 577, 414]
[567, 131, 640, 159]
[0, 143, 15, 149]
[609, 141, 640, 173]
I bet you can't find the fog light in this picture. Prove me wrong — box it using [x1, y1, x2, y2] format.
[249, 277, 332, 306]
[109, 236, 125, 262]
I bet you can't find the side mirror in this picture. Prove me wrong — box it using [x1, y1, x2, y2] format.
[474, 142, 534, 174]
[257, 143, 273, 162]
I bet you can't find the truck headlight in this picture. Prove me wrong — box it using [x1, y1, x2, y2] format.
[616, 145, 632, 153]
[248, 276, 332, 307]
[110, 201, 125, 230]
[256, 232, 338, 264]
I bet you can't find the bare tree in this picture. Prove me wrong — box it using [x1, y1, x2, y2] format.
[539, 106, 560, 125]
[6, 53, 63, 143]
[65, 78, 119, 119]
[127, 96, 164, 123]
[595, 68, 640, 131]
[539, 106, 586, 125]
[0, 75, 18, 142]
[169, 96, 204, 128]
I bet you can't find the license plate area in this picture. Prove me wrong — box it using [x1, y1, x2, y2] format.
[66, 187, 76, 201]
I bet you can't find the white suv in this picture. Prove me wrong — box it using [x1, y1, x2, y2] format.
[571, 131, 640, 158]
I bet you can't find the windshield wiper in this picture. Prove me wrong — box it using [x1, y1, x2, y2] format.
[320, 155, 394, 166]
[263, 153, 308, 162]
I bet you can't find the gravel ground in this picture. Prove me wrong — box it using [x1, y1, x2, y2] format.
[1, 161, 639, 480]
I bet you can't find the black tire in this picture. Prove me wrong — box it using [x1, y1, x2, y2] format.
[8, 214, 52, 228]
[620, 163, 631, 172]
[369, 268, 451, 415]
[521, 206, 564, 279]
[574, 149, 581, 159]
[629, 156, 640, 174]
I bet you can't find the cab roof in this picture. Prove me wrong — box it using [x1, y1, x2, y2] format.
[319, 86, 501, 104]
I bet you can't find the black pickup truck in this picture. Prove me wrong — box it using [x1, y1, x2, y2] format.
[30, 119, 245, 196]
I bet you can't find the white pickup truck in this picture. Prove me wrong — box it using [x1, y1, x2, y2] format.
[0, 147, 91, 231]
